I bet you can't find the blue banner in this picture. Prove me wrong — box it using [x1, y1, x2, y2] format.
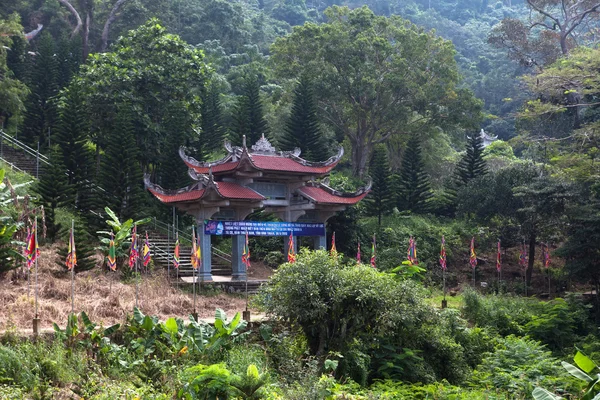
[204, 220, 325, 237]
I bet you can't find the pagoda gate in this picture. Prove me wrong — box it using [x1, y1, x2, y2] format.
[144, 135, 370, 282]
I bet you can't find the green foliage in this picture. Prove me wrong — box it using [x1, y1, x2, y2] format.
[533, 351, 600, 400]
[454, 131, 488, 187]
[0, 13, 29, 125]
[471, 335, 570, 397]
[271, 5, 481, 176]
[229, 75, 270, 146]
[263, 251, 285, 268]
[98, 105, 145, 221]
[364, 145, 393, 225]
[395, 135, 433, 214]
[278, 74, 329, 161]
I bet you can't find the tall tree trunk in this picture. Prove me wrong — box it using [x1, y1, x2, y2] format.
[526, 232, 536, 287]
[101, 0, 128, 52]
[351, 136, 372, 178]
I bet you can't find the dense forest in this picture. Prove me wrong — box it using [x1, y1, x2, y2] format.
[1, 0, 600, 398]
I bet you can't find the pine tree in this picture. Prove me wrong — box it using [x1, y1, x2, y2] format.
[21, 32, 58, 148]
[279, 75, 329, 161]
[98, 106, 145, 221]
[53, 86, 94, 210]
[455, 131, 488, 186]
[229, 76, 269, 146]
[199, 87, 225, 155]
[55, 34, 82, 90]
[159, 102, 191, 190]
[365, 146, 393, 226]
[33, 146, 73, 241]
[395, 135, 433, 214]
[57, 219, 97, 272]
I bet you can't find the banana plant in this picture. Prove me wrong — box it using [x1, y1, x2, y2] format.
[207, 308, 249, 352]
[533, 351, 600, 400]
[97, 206, 150, 268]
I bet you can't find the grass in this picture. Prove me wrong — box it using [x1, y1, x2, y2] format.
[0, 244, 254, 333]
[428, 291, 464, 309]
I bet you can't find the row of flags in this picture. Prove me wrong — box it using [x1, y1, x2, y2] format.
[23, 222, 554, 274]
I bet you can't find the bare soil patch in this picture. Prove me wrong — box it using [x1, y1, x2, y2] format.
[0, 246, 271, 332]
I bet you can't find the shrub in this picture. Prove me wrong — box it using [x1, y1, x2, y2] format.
[264, 251, 285, 268]
[471, 335, 575, 397]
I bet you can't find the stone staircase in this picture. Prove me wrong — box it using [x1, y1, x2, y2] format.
[0, 131, 48, 177]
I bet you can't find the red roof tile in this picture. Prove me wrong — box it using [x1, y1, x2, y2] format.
[251, 155, 337, 174]
[186, 155, 337, 175]
[148, 188, 205, 203]
[214, 181, 265, 200]
[298, 186, 369, 205]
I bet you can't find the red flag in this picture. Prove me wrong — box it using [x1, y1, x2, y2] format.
[370, 234, 376, 268]
[173, 234, 180, 269]
[469, 237, 477, 269]
[440, 236, 447, 271]
[287, 233, 296, 263]
[241, 232, 251, 268]
[543, 243, 551, 268]
[330, 232, 337, 258]
[65, 226, 77, 271]
[129, 225, 139, 269]
[26, 222, 39, 268]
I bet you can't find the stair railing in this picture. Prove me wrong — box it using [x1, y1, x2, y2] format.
[0, 129, 50, 165]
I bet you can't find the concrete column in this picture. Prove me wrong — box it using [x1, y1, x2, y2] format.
[313, 235, 326, 250]
[231, 235, 246, 281]
[198, 222, 213, 282]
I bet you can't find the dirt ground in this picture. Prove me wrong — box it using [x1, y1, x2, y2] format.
[0, 246, 273, 333]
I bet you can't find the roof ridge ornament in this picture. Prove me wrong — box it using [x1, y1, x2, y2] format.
[251, 133, 277, 154]
[242, 135, 247, 149]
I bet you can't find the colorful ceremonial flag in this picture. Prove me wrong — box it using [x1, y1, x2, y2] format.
[356, 241, 361, 264]
[287, 233, 296, 263]
[107, 232, 116, 271]
[66, 226, 77, 271]
[24, 227, 31, 269]
[440, 236, 447, 271]
[519, 242, 528, 269]
[407, 236, 418, 264]
[129, 225, 139, 269]
[173, 235, 180, 269]
[543, 243, 551, 268]
[469, 237, 477, 269]
[191, 227, 200, 270]
[242, 232, 251, 269]
[26, 222, 39, 269]
[143, 232, 151, 267]
[370, 234, 376, 268]
[496, 240, 501, 272]
[330, 232, 337, 258]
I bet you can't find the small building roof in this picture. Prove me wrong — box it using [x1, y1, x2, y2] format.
[297, 181, 371, 205]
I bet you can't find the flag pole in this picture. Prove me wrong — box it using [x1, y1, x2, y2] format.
[33, 217, 39, 335]
[135, 224, 139, 309]
[192, 226, 197, 318]
[70, 219, 75, 315]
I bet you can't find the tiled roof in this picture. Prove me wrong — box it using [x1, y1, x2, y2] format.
[297, 186, 369, 205]
[148, 187, 205, 203]
[186, 154, 338, 175]
[251, 155, 337, 174]
[148, 182, 264, 204]
[214, 181, 265, 200]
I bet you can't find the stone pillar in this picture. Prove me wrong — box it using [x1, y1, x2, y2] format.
[313, 235, 326, 250]
[198, 222, 213, 282]
[231, 234, 246, 281]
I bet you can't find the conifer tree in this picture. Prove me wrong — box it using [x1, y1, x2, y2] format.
[159, 102, 191, 190]
[53, 86, 94, 210]
[21, 32, 58, 147]
[395, 135, 433, 214]
[200, 87, 225, 154]
[56, 34, 82, 90]
[57, 219, 97, 272]
[365, 145, 393, 226]
[33, 147, 73, 240]
[455, 131, 488, 186]
[230, 76, 269, 146]
[279, 75, 329, 161]
[98, 106, 145, 221]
